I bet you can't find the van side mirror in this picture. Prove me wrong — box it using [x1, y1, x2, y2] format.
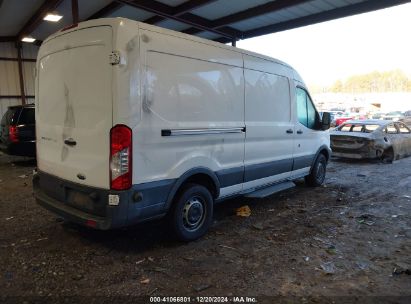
[321, 112, 331, 130]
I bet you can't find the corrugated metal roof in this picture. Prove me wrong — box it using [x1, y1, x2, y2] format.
[78, 0, 114, 20]
[156, 0, 188, 7]
[191, 0, 273, 20]
[0, 0, 43, 36]
[1, 0, 410, 111]
[0, 0, 410, 45]
[107, 5, 154, 21]
[231, 0, 338, 32]
[156, 19, 189, 32]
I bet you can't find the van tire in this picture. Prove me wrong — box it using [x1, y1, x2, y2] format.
[169, 183, 213, 241]
[305, 153, 327, 187]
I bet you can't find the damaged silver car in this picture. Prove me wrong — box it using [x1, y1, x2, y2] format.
[330, 120, 411, 161]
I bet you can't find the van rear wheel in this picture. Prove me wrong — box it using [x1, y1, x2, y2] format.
[170, 183, 213, 241]
[305, 154, 327, 187]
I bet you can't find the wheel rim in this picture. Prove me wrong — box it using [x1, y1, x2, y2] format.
[316, 160, 325, 183]
[182, 196, 206, 232]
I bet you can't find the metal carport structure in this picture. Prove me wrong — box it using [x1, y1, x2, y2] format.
[0, 0, 410, 106]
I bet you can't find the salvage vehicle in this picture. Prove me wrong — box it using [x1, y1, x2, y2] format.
[0, 104, 36, 157]
[330, 120, 411, 161]
[400, 110, 411, 126]
[33, 18, 331, 241]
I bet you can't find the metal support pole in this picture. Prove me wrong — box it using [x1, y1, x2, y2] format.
[231, 38, 236, 47]
[16, 43, 26, 105]
[72, 0, 79, 24]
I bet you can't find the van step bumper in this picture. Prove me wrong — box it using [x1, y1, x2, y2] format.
[245, 181, 296, 198]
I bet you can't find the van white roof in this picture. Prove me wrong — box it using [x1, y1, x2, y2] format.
[43, 17, 304, 83]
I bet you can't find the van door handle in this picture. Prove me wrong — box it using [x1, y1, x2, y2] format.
[286, 129, 293, 134]
[297, 130, 303, 134]
[64, 138, 77, 146]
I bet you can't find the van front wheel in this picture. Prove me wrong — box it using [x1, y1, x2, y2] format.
[305, 153, 327, 187]
[170, 183, 213, 241]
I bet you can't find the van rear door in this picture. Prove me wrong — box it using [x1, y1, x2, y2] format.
[36, 26, 113, 189]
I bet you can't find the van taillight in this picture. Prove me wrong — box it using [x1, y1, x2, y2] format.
[110, 125, 132, 190]
[9, 126, 18, 143]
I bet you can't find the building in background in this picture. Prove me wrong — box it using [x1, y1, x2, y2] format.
[313, 92, 411, 115]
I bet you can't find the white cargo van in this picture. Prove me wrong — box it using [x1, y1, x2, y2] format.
[33, 18, 331, 241]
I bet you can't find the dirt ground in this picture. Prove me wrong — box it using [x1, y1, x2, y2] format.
[0, 152, 410, 302]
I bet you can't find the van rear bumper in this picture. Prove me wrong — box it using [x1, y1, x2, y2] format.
[35, 188, 113, 229]
[33, 171, 175, 229]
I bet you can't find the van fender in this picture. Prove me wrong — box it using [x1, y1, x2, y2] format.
[310, 145, 331, 173]
[165, 167, 221, 210]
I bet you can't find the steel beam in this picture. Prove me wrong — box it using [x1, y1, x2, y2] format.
[16, 44, 26, 105]
[184, 0, 309, 36]
[0, 36, 16, 42]
[72, 0, 79, 24]
[144, 0, 218, 24]
[0, 57, 36, 62]
[118, 0, 240, 39]
[0, 95, 35, 99]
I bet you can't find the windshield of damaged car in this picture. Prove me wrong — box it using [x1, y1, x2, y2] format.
[339, 124, 380, 133]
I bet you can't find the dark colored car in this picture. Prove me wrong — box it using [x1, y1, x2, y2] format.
[330, 120, 411, 161]
[0, 104, 36, 157]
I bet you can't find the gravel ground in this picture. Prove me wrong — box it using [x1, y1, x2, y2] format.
[0, 152, 410, 302]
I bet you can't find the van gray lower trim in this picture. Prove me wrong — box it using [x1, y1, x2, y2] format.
[216, 166, 244, 187]
[165, 167, 221, 208]
[127, 179, 175, 225]
[33, 171, 175, 229]
[244, 158, 293, 182]
[34, 152, 324, 230]
[292, 155, 315, 171]
[216, 155, 317, 187]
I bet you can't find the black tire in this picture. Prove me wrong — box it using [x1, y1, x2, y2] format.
[169, 183, 213, 241]
[305, 153, 327, 187]
[381, 147, 394, 163]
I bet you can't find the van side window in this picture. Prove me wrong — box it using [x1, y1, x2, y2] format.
[296, 87, 319, 130]
[296, 88, 307, 126]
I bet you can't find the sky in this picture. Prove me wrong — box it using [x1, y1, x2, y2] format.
[237, 2, 411, 87]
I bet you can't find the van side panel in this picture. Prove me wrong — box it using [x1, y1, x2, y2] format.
[112, 23, 142, 129]
[134, 30, 245, 194]
[243, 55, 294, 190]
